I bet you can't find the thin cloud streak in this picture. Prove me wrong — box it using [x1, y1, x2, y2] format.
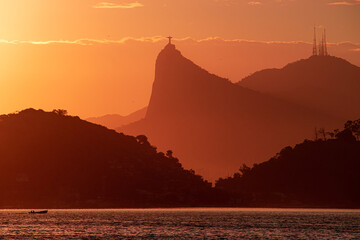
[248, 1, 262, 6]
[328, 0, 360, 5]
[93, 2, 144, 9]
[0, 37, 359, 48]
[0, 37, 164, 45]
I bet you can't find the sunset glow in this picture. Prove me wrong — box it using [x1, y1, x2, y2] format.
[0, 0, 359, 236]
[0, 0, 358, 117]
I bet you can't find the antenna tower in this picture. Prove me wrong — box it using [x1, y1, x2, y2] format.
[319, 30, 324, 56]
[324, 29, 328, 56]
[313, 26, 317, 56]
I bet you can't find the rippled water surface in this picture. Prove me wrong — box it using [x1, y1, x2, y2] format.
[0, 208, 359, 239]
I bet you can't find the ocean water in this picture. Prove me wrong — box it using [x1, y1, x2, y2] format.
[0, 208, 359, 239]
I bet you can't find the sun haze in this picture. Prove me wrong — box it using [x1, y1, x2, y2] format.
[0, 0, 359, 117]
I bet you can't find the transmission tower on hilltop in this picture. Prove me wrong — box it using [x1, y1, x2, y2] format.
[313, 27, 329, 56]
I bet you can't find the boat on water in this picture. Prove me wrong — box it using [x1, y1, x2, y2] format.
[29, 210, 48, 214]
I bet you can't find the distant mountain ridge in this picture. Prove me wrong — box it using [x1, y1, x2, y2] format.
[87, 107, 147, 129]
[239, 55, 360, 120]
[120, 44, 341, 180]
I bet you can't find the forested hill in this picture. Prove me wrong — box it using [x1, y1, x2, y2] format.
[0, 109, 358, 208]
[0, 109, 218, 208]
[215, 120, 360, 208]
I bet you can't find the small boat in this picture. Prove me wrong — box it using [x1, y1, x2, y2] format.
[29, 210, 48, 214]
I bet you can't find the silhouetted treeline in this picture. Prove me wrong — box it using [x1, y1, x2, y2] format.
[1, 109, 359, 208]
[0, 109, 224, 208]
[215, 120, 360, 208]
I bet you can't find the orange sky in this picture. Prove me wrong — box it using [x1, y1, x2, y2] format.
[0, 0, 359, 117]
[0, 0, 359, 42]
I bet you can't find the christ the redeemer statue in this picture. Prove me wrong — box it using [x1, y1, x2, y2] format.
[167, 36, 173, 45]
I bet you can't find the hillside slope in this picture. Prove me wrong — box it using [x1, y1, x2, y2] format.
[0, 109, 216, 208]
[216, 121, 360, 208]
[239, 56, 360, 120]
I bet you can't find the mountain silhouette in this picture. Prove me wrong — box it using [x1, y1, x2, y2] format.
[216, 121, 360, 208]
[120, 43, 341, 180]
[87, 107, 147, 129]
[0, 109, 219, 208]
[239, 55, 360, 120]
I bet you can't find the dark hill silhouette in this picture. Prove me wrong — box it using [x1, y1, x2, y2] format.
[0, 109, 219, 208]
[215, 120, 360, 208]
[87, 107, 147, 129]
[120, 44, 341, 181]
[239, 56, 360, 120]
